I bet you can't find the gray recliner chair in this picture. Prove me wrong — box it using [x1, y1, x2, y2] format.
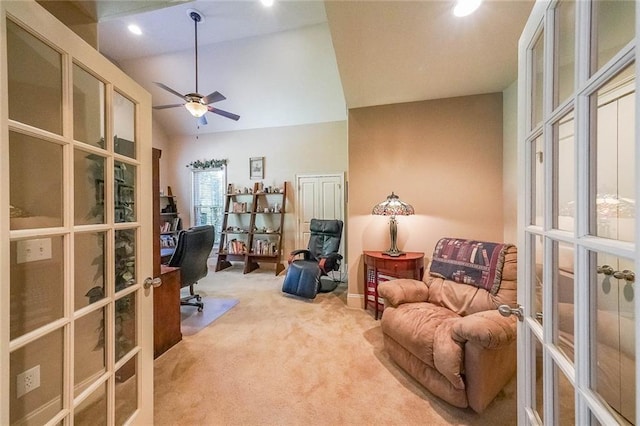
[282, 219, 343, 299]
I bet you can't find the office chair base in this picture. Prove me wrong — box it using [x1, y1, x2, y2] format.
[181, 294, 204, 312]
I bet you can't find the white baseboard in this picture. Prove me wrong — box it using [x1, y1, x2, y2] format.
[346, 292, 364, 309]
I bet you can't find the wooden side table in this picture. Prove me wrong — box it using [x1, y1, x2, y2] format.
[363, 251, 425, 319]
[154, 265, 183, 358]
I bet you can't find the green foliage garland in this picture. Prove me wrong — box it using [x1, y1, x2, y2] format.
[186, 159, 227, 169]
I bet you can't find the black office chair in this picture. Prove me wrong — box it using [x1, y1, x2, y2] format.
[282, 219, 343, 299]
[168, 225, 215, 311]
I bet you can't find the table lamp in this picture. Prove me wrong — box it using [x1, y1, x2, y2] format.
[372, 192, 415, 257]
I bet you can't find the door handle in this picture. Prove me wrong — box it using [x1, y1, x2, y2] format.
[498, 304, 524, 321]
[597, 264, 614, 276]
[143, 277, 162, 289]
[613, 270, 635, 283]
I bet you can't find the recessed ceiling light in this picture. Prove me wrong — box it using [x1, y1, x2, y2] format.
[261, 0, 274, 7]
[128, 24, 142, 35]
[453, 0, 482, 17]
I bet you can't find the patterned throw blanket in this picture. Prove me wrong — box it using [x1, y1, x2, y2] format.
[429, 238, 511, 294]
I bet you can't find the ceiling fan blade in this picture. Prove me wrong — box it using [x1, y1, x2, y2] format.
[152, 103, 184, 110]
[208, 106, 240, 121]
[198, 114, 208, 126]
[202, 91, 226, 105]
[153, 82, 186, 100]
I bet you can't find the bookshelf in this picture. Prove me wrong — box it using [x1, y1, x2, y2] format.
[216, 181, 287, 275]
[159, 192, 182, 261]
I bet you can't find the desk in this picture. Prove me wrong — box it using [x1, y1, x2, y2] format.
[363, 251, 425, 319]
[153, 265, 182, 358]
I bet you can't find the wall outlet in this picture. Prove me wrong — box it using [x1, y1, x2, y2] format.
[16, 365, 40, 398]
[16, 238, 52, 264]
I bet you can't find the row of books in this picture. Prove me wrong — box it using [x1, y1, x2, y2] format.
[160, 234, 177, 248]
[227, 239, 248, 254]
[232, 202, 249, 213]
[252, 239, 278, 256]
[160, 217, 181, 233]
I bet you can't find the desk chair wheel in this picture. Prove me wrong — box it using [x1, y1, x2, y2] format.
[196, 295, 202, 302]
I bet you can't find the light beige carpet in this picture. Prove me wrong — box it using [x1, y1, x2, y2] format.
[154, 265, 517, 425]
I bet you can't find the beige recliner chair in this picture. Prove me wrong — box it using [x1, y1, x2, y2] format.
[378, 238, 517, 413]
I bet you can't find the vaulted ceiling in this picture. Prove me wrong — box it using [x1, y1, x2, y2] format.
[90, 0, 533, 137]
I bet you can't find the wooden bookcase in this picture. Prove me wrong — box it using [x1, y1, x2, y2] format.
[216, 181, 286, 275]
[159, 191, 181, 263]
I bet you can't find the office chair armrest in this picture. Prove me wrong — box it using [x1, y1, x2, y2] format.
[319, 253, 343, 274]
[288, 249, 312, 264]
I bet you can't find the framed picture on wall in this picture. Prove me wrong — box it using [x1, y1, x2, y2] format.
[250, 157, 264, 179]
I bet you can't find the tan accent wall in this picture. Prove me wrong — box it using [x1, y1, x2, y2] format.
[347, 93, 505, 308]
[503, 81, 518, 244]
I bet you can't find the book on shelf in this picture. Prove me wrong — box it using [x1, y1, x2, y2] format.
[252, 239, 277, 256]
[228, 239, 247, 254]
[160, 234, 177, 248]
[232, 202, 248, 213]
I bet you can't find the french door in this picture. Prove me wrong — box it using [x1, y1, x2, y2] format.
[1, 2, 154, 424]
[518, 0, 638, 424]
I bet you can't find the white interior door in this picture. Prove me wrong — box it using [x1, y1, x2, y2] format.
[0, 2, 154, 424]
[517, 1, 638, 424]
[296, 174, 345, 268]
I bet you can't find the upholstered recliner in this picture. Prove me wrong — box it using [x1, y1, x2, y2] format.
[378, 238, 517, 413]
[282, 219, 343, 299]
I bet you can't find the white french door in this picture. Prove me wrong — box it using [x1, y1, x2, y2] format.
[1, 2, 154, 424]
[518, 0, 638, 424]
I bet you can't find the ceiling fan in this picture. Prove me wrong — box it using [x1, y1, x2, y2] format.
[152, 9, 240, 125]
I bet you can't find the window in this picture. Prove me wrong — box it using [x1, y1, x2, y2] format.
[192, 168, 225, 245]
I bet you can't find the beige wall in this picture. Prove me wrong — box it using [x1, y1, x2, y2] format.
[347, 94, 505, 308]
[158, 120, 348, 268]
[503, 80, 518, 244]
[152, 119, 172, 193]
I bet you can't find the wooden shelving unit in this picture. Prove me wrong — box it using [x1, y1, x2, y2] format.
[159, 190, 181, 263]
[216, 181, 287, 275]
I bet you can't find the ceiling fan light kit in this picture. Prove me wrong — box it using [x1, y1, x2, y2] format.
[152, 9, 240, 123]
[185, 100, 208, 117]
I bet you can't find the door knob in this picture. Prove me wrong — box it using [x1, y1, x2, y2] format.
[143, 277, 162, 289]
[498, 304, 523, 321]
[613, 270, 635, 283]
[597, 265, 614, 275]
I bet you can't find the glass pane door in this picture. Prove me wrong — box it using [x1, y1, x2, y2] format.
[1, 2, 154, 424]
[518, 1, 637, 424]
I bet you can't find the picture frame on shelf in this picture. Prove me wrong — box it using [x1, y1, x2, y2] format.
[250, 157, 264, 180]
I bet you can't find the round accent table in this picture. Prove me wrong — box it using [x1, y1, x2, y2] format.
[363, 251, 425, 319]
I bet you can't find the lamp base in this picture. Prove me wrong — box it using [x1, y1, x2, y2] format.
[382, 249, 406, 257]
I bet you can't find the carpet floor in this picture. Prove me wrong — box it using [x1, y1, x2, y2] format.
[153, 265, 517, 425]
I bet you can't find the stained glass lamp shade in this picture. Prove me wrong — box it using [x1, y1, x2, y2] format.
[372, 192, 415, 257]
